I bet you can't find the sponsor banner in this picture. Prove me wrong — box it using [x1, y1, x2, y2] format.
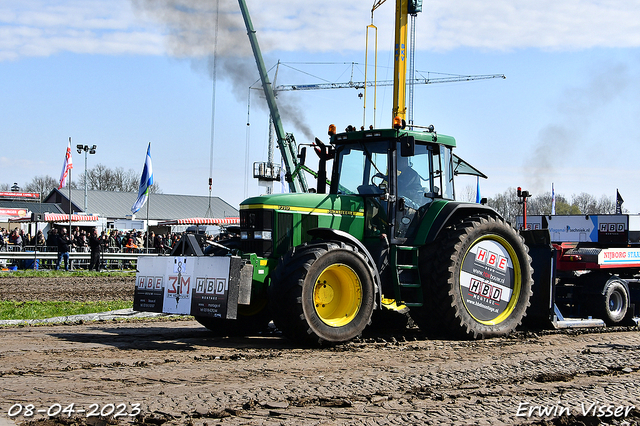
[190, 257, 232, 319]
[0, 208, 28, 218]
[515, 216, 542, 231]
[460, 239, 514, 322]
[134, 257, 172, 312]
[547, 216, 597, 242]
[134, 256, 233, 318]
[596, 215, 628, 244]
[598, 248, 640, 266]
[163, 257, 195, 314]
[0, 192, 40, 199]
[518, 214, 631, 243]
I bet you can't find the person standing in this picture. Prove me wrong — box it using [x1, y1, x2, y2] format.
[56, 228, 72, 271]
[88, 228, 102, 271]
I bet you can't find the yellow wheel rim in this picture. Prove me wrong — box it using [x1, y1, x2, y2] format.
[461, 235, 522, 326]
[313, 263, 362, 327]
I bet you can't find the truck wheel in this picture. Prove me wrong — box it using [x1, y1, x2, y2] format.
[599, 278, 631, 325]
[415, 215, 533, 339]
[195, 300, 270, 337]
[269, 242, 375, 346]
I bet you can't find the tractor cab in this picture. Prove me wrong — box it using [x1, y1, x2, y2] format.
[328, 124, 481, 245]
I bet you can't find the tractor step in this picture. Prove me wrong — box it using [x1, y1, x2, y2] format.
[391, 245, 423, 306]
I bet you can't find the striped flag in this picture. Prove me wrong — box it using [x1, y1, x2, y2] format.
[58, 139, 73, 189]
[131, 143, 153, 214]
[551, 183, 556, 215]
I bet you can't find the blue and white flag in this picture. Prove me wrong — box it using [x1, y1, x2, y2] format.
[131, 143, 153, 214]
[475, 176, 481, 203]
[551, 183, 556, 215]
[280, 157, 289, 193]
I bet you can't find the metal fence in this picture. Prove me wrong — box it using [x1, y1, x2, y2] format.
[0, 246, 164, 270]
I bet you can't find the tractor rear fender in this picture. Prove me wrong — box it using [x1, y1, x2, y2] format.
[414, 202, 503, 246]
[307, 228, 382, 309]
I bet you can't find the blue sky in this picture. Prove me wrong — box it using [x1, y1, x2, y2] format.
[2, 0, 640, 214]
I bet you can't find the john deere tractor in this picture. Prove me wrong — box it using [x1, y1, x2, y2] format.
[134, 0, 533, 345]
[231, 122, 533, 345]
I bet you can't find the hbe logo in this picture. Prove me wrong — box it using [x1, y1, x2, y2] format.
[137, 276, 162, 290]
[475, 247, 507, 272]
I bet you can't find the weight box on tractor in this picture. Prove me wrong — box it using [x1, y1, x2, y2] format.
[134, 124, 535, 345]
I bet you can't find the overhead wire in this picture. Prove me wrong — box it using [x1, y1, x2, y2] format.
[206, 0, 220, 218]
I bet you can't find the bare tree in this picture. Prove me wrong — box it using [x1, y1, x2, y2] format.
[571, 192, 598, 214]
[596, 195, 617, 214]
[457, 184, 476, 202]
[24, 175, 59, 196]
[75, 164, 162, 193]
[487, 187, 520, 225]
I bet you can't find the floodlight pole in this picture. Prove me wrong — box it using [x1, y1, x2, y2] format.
[76, 144, 97, 213]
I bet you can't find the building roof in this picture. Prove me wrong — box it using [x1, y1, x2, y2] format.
[43, 189, 238, 221]
[0, 200, 64, 215]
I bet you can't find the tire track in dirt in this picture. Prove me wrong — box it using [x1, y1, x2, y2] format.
[1, 321, 639, 425]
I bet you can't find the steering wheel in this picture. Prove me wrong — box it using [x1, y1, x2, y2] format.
[403, 196, 421, 210]
[371, 172, 388, 189]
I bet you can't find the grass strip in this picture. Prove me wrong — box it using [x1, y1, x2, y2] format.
[0, 301, 133, 320]
[0, 270, 135, 278]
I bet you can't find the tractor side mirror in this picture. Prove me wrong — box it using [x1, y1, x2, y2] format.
[400, 135, 415, 157]
[298, 147, 307, 166]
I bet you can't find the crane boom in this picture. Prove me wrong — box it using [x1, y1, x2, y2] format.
[392, 0, 409, 124]
[237, 0, 308, 193]
[273, 74, 506, 92]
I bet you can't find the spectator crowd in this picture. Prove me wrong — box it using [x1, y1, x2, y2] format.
[1, 226, 192, 255]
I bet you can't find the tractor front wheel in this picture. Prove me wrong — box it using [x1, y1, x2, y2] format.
[269, 242, 376, 346]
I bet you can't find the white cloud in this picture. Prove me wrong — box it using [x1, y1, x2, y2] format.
[0, 0, 164, 60]
[2, 0, 640, 61]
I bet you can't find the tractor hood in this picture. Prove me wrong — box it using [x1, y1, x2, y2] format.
[240, 193, 366, 217]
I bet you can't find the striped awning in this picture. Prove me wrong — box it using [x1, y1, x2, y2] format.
[158, 217, 240, 226]
[9, 213, 99, 223]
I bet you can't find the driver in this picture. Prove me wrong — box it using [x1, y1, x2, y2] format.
[397, 155, 424, 207]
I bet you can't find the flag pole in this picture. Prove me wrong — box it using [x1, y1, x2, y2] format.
[68, 137, 72, 239]
[146, 187, 150, 253]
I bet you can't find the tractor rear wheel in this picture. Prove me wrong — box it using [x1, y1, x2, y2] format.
[269, 241, 376, 346]
[414, 215, 533, 339]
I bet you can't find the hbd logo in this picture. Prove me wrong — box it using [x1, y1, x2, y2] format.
[475, 247, 507, 272]
[600, 223, 625, 233]
[469, 278, 503, 302]
[195, 277, 228, 295]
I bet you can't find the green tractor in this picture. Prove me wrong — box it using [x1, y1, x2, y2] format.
[228, 124, 533, 345]
[134, 0, 533, 345]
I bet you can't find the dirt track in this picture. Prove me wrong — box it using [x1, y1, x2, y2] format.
[1, 276, 640, 426]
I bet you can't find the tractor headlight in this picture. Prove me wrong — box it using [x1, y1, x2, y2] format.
[253, 230, 272, 240]
[240, 231, 249, 240]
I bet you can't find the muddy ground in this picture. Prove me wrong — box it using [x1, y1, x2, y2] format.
[0, 275, 639, 426]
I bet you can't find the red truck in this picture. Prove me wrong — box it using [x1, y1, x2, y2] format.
[519, 213, 640, 328]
